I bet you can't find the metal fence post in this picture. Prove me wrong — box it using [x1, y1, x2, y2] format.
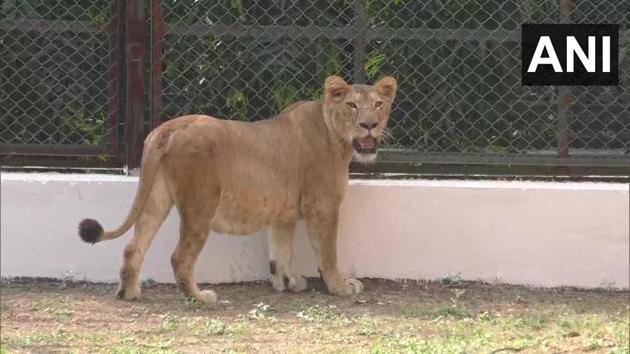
[107, 0, 122, 161]
[353, 0, 367, 84]
[124, 0, 147, 169]
[150, 0, 164, 130]
[557, 0, 574, 159]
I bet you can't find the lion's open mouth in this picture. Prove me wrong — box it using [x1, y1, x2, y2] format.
[352, 136, 378, 154]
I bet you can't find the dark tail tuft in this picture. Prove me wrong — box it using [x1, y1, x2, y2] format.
[78, 218, 103, 244]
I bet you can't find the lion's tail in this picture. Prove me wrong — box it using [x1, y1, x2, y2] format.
[78, 130, 165, 244]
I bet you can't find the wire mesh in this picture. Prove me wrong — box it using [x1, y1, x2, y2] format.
[0, 0, 628, 171]
[151, 0, 629, 167]
[0, 0, 117, 155]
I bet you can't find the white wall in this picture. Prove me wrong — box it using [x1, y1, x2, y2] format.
[1, 173, 628, 288]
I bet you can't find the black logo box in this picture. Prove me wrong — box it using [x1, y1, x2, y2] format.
[521, 24, 619, 86]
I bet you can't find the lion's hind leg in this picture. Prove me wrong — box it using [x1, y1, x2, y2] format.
[269, 222, 308, 292]
[171, 214, 216, 304]
[117, 171, 173, 300]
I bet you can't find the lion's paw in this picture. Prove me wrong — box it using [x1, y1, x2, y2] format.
[115, 285, 141, 301]
[346, 278, 364, 294]
[272, 274, 308, 293]
[195, 290, 217, 304]
[328, 278, 364, 296]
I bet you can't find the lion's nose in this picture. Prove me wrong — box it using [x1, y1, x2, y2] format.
[359, 122, 378, 131]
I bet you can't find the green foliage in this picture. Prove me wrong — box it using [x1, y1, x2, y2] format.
[309, 87, 325, 101]
[204, 319, 227, 335]
[226, 0, 245, 19]
[60, 109, 107, 146]
[160, 313, 180, 332]
[85, 4, 109, 26]
[322, 45, 343, 80]
[364, 0, 405, 26]
[272, 86, 300, 111]
[226, 90, 248, 120]
[364, 52, 387, 79]
[3, 329, 78, 349]
[296, 304, 350, 325]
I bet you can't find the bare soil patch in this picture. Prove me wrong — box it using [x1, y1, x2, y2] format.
[1, 278, 628, 353]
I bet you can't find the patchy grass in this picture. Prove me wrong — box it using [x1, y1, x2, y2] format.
[0, 279, 627, 353]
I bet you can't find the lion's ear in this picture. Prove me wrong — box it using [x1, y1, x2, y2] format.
[375, 76, 397, 102]
[324, 75, 350, 102]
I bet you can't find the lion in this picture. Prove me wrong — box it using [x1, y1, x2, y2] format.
[78, 75, 397, 303]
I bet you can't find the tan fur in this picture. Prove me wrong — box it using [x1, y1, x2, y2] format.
[81, 76, 397, 303]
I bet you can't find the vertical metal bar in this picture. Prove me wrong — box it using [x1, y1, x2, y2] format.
[124, 0, 147, 169]
[150, 0, 164, 129]
[556, 92, 572, 158]
[556, 0, 574, 158]
[107, 0, 121, 160]
[353, 0, 367, 83]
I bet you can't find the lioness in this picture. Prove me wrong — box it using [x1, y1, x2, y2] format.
[78, 75, 397, 303]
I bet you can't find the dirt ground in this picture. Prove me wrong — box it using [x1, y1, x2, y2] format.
[0, 278, 628, 353]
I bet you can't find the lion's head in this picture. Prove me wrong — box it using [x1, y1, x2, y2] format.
[322, 75, 397, 163]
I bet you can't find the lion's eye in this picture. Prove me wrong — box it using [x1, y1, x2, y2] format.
[375, 101, 384, 108]
[346, 102, 357, 110]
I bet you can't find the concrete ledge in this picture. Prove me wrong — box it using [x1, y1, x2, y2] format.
[1, 173, 628, 288]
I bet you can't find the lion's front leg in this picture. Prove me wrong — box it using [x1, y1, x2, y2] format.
[269, 222, 308, 292]
[304, 207, 363, 296]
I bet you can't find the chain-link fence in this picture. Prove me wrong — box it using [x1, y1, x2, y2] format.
[0, 0, 119, 163]
[2, 0, 629, 175]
